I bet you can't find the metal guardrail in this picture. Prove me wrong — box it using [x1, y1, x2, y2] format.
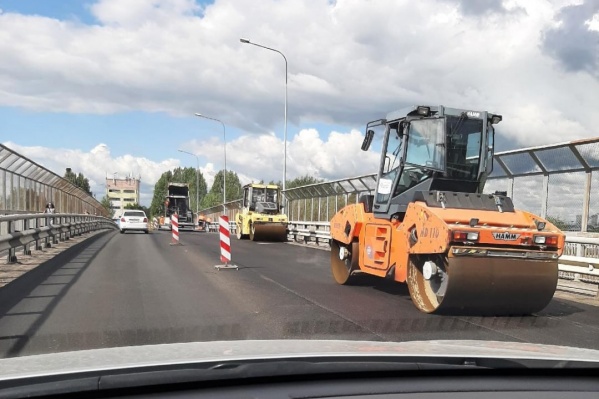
[1, 213, 118, 263]
[287, 221, 330, 245]
[206, 221, 236, 234]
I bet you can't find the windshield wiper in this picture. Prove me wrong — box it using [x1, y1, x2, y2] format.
[449, 112, 468, 137]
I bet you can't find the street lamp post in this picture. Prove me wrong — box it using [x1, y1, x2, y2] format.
[239, 38, 288, 193]
[178, 149, 199, 220]
[194, 113, 227, 213]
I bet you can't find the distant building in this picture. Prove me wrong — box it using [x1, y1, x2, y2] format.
[105, 175, 141, 216]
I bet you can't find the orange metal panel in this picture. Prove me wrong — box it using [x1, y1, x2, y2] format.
[362, 224, 391, 271]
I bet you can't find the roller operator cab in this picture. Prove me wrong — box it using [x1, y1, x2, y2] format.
[330, 105, 565, 315]
[236, 183, 288, 241]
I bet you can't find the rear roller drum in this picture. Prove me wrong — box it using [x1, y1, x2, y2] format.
[331, 240, 359, 285]
[407, 255, 448, 313]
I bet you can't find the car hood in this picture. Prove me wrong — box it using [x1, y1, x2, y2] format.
[1, 339, 599, 380]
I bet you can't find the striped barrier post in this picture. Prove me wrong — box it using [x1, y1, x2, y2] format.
[170, 213, 181, 246]
[215, 216, 238, 270]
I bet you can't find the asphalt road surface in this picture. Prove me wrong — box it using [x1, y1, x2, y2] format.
[0, 229, 598, 358]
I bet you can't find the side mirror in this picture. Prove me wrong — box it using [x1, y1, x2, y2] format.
[361, 129, 375, 151]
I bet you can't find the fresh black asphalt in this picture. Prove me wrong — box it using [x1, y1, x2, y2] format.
[0, 229, 598, 358]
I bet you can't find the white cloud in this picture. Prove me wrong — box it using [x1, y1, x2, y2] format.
[0, 0, 598, 148]
[1, 0, 598, 219]
[586, 11, 599, 31]
[186, 128, 379, 184]
[2, 127, 378, 205]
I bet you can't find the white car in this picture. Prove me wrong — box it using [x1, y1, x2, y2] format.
[119, 210, 149, 234]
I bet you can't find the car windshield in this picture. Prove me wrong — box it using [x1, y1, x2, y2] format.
[2, 0, 599, 377]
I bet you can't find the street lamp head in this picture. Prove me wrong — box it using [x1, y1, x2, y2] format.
[194, 113, 203, 117]
[240, 38, 250, 44]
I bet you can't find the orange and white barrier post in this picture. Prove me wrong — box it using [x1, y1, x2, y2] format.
[170, 213, 181, 245]
[215, 215, 238, 270]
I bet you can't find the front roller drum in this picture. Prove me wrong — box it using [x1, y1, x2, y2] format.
[331, 240, 360, 285]
[250, 223, 288, 242]
[407, 255, 558, 315]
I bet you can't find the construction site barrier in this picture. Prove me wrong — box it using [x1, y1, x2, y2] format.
[219, 216, 231, 263]
[170, 213, 180, 245]
[216, 216, 237, 270]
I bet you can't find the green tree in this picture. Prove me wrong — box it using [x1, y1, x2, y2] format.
[150, 167, 207, 217]
[200, 170, 242, 208]
[547, 216, 569, 231]
[286, 175, 324, 189]
[199, 191, 222, 209]
[64, 168, 92, 195]
[100, 195, 113, 217]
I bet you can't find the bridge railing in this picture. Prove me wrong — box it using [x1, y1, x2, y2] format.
[196, 200, 242, 232]
[280, 138, 599, 232]
[0, 213, 118, 263]
[197, 137, 599, 236]
[0, 144, 108, 216]
[485, 138, 599, 232]
[284, 174, 377, 222]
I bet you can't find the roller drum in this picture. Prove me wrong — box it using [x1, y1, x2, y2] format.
[250, 223, 288, 242]
[407, 253, 558, 315]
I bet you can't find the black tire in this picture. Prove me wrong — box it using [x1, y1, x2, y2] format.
[236, 222, 248, 239]
[144, 230, 149, 234]
[120, 230, 125, 234]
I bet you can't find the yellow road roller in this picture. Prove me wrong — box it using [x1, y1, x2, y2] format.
[236, 183, 288, 241]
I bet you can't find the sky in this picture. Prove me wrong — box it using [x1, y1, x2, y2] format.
[1, 0, 599, 207]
